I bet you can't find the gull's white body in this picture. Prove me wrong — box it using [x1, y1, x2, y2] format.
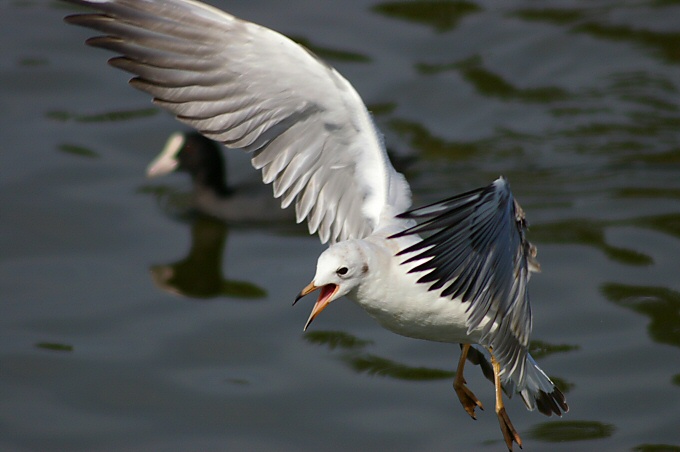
[65, 1, 567, 448]
[340, 235, 476, 344]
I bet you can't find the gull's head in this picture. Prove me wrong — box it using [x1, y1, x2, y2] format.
[294, 241, 369, 331]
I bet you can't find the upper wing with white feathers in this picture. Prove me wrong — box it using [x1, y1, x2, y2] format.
[64, 0, 411, 243]
[391, 177, 537, 386]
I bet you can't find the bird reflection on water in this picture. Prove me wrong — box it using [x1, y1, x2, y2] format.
[149, 216, 266, 301]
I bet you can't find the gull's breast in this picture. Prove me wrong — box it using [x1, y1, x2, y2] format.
[352, 251, 478, 344]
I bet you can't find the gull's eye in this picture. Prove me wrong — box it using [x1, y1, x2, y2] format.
[336, 267, 349, 276]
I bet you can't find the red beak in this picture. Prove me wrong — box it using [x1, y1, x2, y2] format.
[294, 282, 339, 330]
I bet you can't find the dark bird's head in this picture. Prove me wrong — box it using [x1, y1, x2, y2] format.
[147, 132, 230, 196]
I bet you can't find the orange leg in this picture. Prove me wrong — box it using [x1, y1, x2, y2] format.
[490, 352, 522, 451]
[453, 344, 484, 419]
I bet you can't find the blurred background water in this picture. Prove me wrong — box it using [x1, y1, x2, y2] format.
[2, 0, 680, 450]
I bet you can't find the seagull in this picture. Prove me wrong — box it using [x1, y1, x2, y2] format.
[147, 131, 295, 223]
[64, 1, 568, 449]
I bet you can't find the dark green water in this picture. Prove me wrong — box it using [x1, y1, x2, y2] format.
[2, 1, 679, 450]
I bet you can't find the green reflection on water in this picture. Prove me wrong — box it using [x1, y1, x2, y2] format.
[550, 106, 610, 117]
[633, 444, 680, 452]
[18, 57, 49, 67]
[221, 281, 267, 299]
[46, 107, 158, 123]
[418, 56, 569, 103]
[633, 213, 680, 239]
[513, 8, 586, 25]
[530, 220, 653, 266]
[57, 143, 99, 158]
[305, 330, 454, 381]
[560, 120, 661, 138]
[529, 420, 615, 442]
[601, 283, 680, 348]
[387, 118, 486, 160]
[530, 210, 680, 268]
[367, 102, 398, 116]
[372, 0, 481, 32]
[549, 376, 574, 394]
[650, 0, 680, 6]
[35, 342, 73, 352]
[513, 7, 680, 64]
[528, 339, 580, 360]
[290, 36, 371, 63]
[673, 374, 680, 386]
[607, 71, 677, 94]
[343, 353, 455, 381]
[303, 331, 373, 350]
[574, 22, 680, 65]
[621, 94, 678, 112]
[619, 148, 680, 166]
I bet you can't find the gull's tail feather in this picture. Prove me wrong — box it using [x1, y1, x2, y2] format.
[467, 344, 568, 417]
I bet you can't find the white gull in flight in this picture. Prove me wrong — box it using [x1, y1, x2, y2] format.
[64, 1, 568, 448]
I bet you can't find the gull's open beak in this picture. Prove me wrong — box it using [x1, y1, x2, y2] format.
[294, 282, 339, 331]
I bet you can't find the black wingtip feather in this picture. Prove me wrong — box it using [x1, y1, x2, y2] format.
[390, 178, 537, 389]
[535, 386, 568, 417]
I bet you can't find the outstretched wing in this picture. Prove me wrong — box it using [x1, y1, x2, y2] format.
[65, 0, 411, 243]
[391, 177, 538, 386]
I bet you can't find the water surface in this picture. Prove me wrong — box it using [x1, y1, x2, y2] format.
[2, 1, 680, 450]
